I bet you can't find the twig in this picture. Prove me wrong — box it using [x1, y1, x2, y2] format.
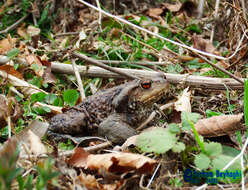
[195, 53, 244, 84]
[197, 0, 205, 19]
[51, 62, 244, 89]
[54, 32, 80, 37]
[72, 52, 140, 80]
[241, 0, 247, 21]
[0, 15, 28, 35]
[71, 59, 86, 100]
[210, 0, 220, 42]
[0, 56, 244, 89]
[147, 163, 161, 188]
[99, 60, 168, 66]
[137, 102, 175, 131]
[95, 0, 102, 32]
[76, 0, 243, 61]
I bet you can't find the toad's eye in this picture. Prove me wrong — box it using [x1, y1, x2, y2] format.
[141, 81, 152, 89]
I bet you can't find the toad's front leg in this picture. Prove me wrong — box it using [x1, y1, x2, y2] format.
[98, 113, 137, 144]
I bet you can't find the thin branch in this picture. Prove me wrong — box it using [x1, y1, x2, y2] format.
[210, 0, 220, 42]
[71, 52, 140, 80]
[54, 32, 79, 37]
[76, 0, 244, 61]
[195, 53, 244, 84]
[71, 59, 86, 100]
[0, 15, 28, 35]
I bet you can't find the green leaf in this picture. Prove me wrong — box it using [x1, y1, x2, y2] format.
[7, 48, 20, 59]
[30, 92, 46, 102]
[169, 123, 180, 134]
[212, 154, 241, 183]
[33, 106, 51, 115]
[136, 128, 177, 154]
[172, 142, 185, 153]
[63, 89, 79, 106]
[205, 142, 222, 157]
[181, 112, 201, 130]
[194, 153, 210, 170]
[206, 109, 223, 118]
[222, 145, 240, 157]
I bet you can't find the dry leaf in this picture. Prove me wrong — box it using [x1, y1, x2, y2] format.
[192, 34, 216, 54]
[195, 114, 243, 137]
[0, 37, 17, 54]
[25, 54, 44, 76]
[146, 8, 164, 19]
[162, 2, 182, 12]
[0, 65, 23, 79]
[0, 94, 7, 128]
[17, 23, 28, 40]
[27, 25, 40, 36]
[120, 135, 138, 152]
[175, 87, 191, 113]
[68, 148, 156, 174]
[21, 130, 47, 156]
[41, 59, 56, 84]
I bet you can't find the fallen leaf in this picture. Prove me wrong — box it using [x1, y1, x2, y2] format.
[146, 8, 164, 19]
[17, 23, 28, 40]
[21, 130, 47, 156]
[68, 148, 156, 174]
[120, 135, 138, 152]
[195, 114, 243, 137]
[0, 37, 17, 54]
[25, 54, 44, 76]
[192, 34, 216, 54]
[0, 65, 23, 79]
[0, 94, 7, 128]
[162, 2, 182, 12]
[27, 25, 40, 36]
[175, 87, 191, 113]
[40, 59, 56, 84]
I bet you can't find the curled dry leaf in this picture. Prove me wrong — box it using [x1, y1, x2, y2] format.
[120, 135, 138, 152]
[68, 148, 156, 174]
[175, 87, 191, 113]
[195, 114, 243, 137]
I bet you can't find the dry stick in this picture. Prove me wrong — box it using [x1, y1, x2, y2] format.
[76, 0, 242, 61]
[0, 15, 28, 34]
[54, 32, 79, 37]
[210, 0, 220, 43]
[137, 102, 175, 131]
[241, 0, 246, 21]
[0, 56, 243, 89]
[195, 53, 244, 84]
[72, 52, 139, 80]
[95, 0, 102, 32]
[71, 59, 86, 100]
[100, 60, 168, 66]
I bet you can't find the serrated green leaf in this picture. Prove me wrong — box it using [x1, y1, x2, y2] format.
[172, 142, 185, 153]
[194, 153, 210, 170]
[7, 48, 20, 59]
[136, 128, 177, 154]
[205, 142, 222, 157]
[63, 89, 79, 106]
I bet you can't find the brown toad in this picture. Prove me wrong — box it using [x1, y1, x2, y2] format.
[47, 73, 169, 144]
